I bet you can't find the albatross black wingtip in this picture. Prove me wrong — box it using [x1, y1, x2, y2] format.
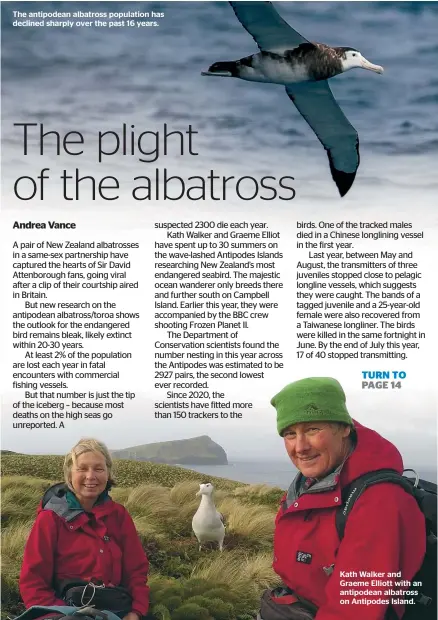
[333, 169, 356, 197]
[327, 155, 357, 197]
[326, 135, 359, 197]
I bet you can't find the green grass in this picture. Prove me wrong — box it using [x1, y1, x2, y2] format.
[1, 455, 286, 620]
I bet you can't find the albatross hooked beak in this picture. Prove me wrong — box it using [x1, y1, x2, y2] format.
[201, 61, 235, 78]
[361, 56, 384, 74]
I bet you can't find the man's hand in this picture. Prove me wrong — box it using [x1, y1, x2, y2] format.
[123, 612, 141, 620]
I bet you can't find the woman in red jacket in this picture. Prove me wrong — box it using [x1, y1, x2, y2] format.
[262, 377, 426, 620]
[20, 438, 149, 620]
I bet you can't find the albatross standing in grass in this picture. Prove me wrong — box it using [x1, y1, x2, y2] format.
[202, 1, 384, 197]
[192, 483, 225, 551]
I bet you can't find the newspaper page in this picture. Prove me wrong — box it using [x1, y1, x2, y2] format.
[1, 2, 437, 620]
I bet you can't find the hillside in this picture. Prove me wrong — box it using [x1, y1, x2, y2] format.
[111, 435, 228, 465]
[0, 453, 237, 489]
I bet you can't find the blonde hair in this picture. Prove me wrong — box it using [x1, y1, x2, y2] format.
[64, 438, 115, 490]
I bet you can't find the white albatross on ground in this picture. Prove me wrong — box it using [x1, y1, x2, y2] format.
[192, 482, 225, 551]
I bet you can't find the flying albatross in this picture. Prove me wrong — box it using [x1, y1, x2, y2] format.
[202, 2, 384, 197]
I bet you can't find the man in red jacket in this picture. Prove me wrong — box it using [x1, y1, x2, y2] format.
[264, 377, 425, 620]
[20, 438, 149, 620]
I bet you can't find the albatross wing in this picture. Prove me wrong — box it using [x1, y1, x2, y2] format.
[285, 81, 359, 197]
[229, 1, 309, 52]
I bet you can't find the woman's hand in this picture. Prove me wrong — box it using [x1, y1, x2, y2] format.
[123, 612, 141, 620]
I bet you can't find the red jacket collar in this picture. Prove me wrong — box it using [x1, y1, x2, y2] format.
[280, 421, 403, 514]
[341, 420, 403, 486]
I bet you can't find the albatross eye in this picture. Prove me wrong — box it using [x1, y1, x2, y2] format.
[352, 53, 357, 57]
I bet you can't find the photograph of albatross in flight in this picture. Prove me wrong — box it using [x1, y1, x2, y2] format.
[202, 1, 384, 197]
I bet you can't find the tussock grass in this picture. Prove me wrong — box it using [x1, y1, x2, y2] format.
[192, 549, 276, 590]
[1, 474, 54, 524]
[169, 481, 202, 523]
[1, 521, 33, 614]
[1, 521, 33, 566]
[190, 551, 273, 617]
[217, 498, 275, 543]
[109, 486, 131, 505]
[125, 484, 175, 519]
[131, 516, 163, 541]
[150, 571, 260, 618]
[232, 484, 285, 510]
[239, 552, 281, 590]
[125, 484, 195, 539]
[150, 603, 172, 620]
[1, 486, 44, 524]
[169, 480, 201, 505]
[173, 501, 200, 532]
[192, 551, 248, 584]
[210, 488, 231, 505]
[233, 483, 278, 498]
[1, 475, 53, 492]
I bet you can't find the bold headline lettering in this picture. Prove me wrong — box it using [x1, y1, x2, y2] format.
[12, 122, 296, 202]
